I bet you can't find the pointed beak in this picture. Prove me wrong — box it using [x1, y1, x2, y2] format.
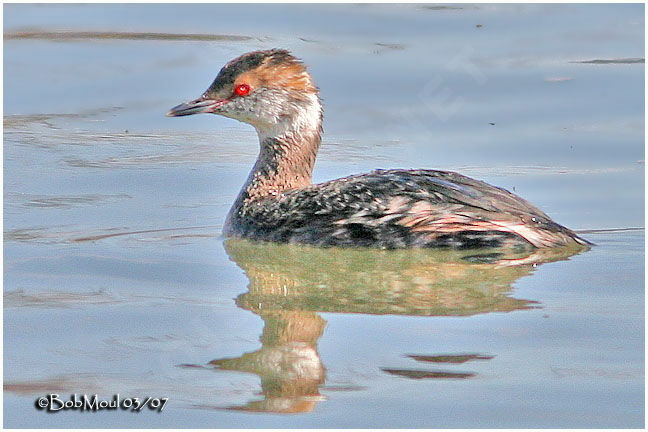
[166, 96, 228, 117]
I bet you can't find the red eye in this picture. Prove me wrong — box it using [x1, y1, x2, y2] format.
[234, 83, 250, 96]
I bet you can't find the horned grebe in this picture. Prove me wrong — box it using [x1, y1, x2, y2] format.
[168, 49, 589, 249]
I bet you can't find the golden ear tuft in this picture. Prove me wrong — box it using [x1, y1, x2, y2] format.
[237, 58, 317, 94]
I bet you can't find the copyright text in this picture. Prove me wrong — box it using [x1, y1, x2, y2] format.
[35, 394, 168, 413]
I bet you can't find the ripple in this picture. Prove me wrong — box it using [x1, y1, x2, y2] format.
[5, 192, 132, 209]
[381, 368, 475, 379]
[572, 58, 645, 64]
[4, 289, 120, 308]
[4, 30, 254, 42]
[4, 225, 220, 244]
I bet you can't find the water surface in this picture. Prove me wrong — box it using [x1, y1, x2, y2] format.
[3, 3, 644, 428]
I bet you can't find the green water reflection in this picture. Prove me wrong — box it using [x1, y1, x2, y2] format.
[209, 239, 587, 413]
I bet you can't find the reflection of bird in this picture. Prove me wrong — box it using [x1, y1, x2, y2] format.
[169, 49, 590, 249]
[204, 239, 585, 413]
[210, 311, 326, 414]
[224, 238, 586, 317]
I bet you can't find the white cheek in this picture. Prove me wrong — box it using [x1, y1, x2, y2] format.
[258, 92, 321, 140]
[217, 98, 260, 123]
[251, 90, 292, 137]
[217, 88, 322, 141]
[291, 93, 321, 135]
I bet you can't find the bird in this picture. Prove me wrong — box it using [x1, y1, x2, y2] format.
[167, 49, 590, 250]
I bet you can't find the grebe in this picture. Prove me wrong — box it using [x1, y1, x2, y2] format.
[168, 49, 589, 249]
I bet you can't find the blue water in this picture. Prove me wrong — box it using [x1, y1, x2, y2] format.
[3, 3, 644, 428]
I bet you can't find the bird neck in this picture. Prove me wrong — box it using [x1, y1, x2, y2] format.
[241, 95, 322, 200]
[244, 132, 320, 200]
[224, 93, 322, 233]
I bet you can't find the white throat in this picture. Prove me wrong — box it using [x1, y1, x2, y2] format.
[253, 91, 322, 144]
